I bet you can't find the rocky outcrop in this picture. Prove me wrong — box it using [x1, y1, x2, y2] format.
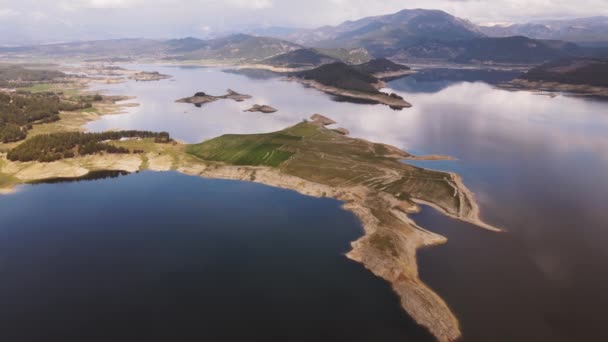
[176, 89, 252, 107]
[333, 127, 350, 135]
[310, 114, 336, 126]
[244, 104, 278, 113]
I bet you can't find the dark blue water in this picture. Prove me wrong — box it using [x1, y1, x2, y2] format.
[389, 68, 521, 93]
[0, 171, 433, 342]
[12, 65, 608, 341]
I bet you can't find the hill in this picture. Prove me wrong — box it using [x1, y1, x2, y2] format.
[313, 48, 373, 64]
[518, 58, 608, 87]
[0, 35, 302, 63]
[353, 58, 410, 74]
[293, 62, 411, 108]
[0, 64, 64, 88]
[262, 49, 338, 68]
[171, 34, 302, 62]
[392, 36, 581, 64]
[296, 62, 380, 94]
[480, 17, 608, 44]
[0, 39, 166, 58]
[284, 9, 484, 57]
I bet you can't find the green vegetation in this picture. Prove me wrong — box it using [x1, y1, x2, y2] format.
[0, 92, 92, 143]
[188, 122, 462, 213]
[263, 48, 338, 68]
[369, 233, 398, 257]
[519, 58, 608, 87]
[296, 62, 380, 94]
[353, 58, 410, 74]
[186, 132, 297, 167]
[0, 65, 64, 88]
[169, 34, 302, 62]
[7, 131, 170, 162]
[314, 48, 373, 65]
[18, 83, 55, 93]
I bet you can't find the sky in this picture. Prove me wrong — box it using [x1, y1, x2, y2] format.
[0, 0, 607, 44]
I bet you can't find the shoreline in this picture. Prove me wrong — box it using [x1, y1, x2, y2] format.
[373, 69, 417, 80]
[0, 64, 501, 342]
[499, 79, 608, 98]
[0, 141, 499, 342]
[288, 77, 412, 109]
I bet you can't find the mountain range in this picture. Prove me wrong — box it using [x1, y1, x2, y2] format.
[2, 9, 607, 66]
[282, 9, 484, 57]
[479, 17, 608, 44]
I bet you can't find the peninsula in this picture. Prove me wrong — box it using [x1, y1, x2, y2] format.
[291, 62, 412, 109]
[0, 66, 498, 342]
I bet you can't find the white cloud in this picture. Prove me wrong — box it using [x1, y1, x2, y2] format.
[0, 0, 606, 44]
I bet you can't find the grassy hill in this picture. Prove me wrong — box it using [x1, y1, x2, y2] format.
[186, 121, 461, 210]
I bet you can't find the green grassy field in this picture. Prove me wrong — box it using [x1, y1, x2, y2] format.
[18, 83, 54, 93]
[187, 122, 463, 215]
[187, 131, 300, 167]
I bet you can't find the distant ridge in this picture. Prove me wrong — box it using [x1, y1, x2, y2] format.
[0, 34, 302, 63]
[283, 9, 484, 56]
[518, 57, 608, 87]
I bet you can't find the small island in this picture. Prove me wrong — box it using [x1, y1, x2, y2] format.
[244, 104, 277, 113]
[291, 62, 412, 109]
[176, 89, 252, 107]
[353, 58, 414, 80]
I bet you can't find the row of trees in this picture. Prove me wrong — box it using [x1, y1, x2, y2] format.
[7, 130, 171, 162]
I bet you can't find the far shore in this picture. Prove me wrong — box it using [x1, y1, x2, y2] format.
[500, 79, 608, 98]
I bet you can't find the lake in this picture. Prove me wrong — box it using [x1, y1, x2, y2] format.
[0, 171, 433, 341]
[4, 65, 608, 341]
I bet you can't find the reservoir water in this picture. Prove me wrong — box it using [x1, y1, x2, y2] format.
[3, 65, 608, 341]
[0, 172, 433, 341]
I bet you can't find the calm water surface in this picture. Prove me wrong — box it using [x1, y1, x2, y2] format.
[4, 65, 608, 341]
[0, 172, 433, 342]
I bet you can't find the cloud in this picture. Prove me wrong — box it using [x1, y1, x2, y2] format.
[0, 0, 606, 44]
